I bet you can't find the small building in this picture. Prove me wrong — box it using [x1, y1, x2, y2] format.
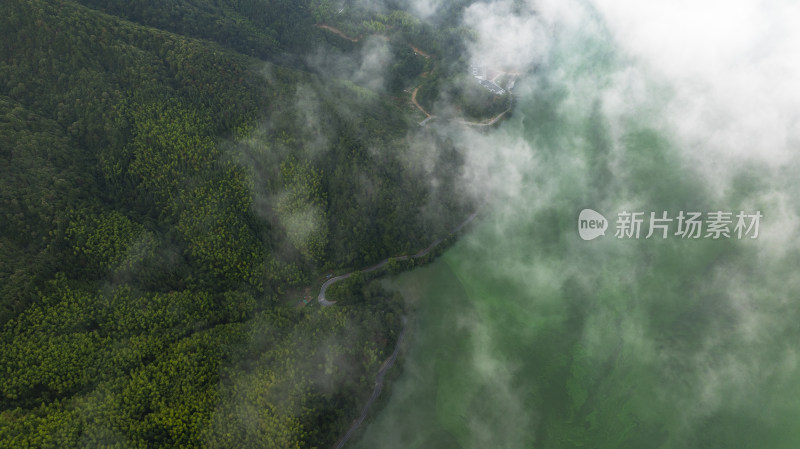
[479, 79, 505, 95]
[470, 65, 486, 80]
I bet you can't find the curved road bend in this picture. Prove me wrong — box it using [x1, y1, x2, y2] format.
[314, 24, 515, 129]
[334, 316, 408, 449]
[317, 210, 479, 306]
[322, 211, 479, 447]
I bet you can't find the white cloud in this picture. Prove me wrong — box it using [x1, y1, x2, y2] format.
[406, 0, 444, 20]
[462, 0, 550, 70]
[354, 35, 392, 92]
[593, 0, 800, 179]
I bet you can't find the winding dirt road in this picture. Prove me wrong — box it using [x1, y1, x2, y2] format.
[317, 211, 478, 306]
[314, 24, 517, 128]
[411, 87, 430, 118]
[408, 44, 431, 58]
[312, 23, 510, 447]
[457, 105, 512, 127]
[315, 24, 360, 42]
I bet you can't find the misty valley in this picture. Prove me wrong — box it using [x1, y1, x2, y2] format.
[3, 1, 800, 449]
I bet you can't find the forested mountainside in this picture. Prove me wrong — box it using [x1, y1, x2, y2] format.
[0, 0, 484, 447]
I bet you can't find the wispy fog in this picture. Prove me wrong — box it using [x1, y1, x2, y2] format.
[356, 1, 800, 447]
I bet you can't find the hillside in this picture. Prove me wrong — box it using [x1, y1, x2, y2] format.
[0, 0, 482, 447]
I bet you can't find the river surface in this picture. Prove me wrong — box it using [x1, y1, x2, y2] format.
[352, 3, 800, 448]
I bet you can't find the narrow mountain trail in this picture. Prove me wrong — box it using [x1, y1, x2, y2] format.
[314, 24, 360, 42]
[411, 86, 432, 119]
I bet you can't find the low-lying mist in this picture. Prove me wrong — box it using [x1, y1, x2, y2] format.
[353, 0, 800, 447]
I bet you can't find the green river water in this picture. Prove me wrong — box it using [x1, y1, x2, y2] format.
[353, 6, 800, 449]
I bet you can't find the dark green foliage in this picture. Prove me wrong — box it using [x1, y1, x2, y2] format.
[0, 97, 94, 324]
[0, 282, 401, 448]
[387, 42, 427, 93]
[0, 0, 477, 446]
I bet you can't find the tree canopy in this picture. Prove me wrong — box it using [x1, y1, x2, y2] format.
[0, 0, 482, 446]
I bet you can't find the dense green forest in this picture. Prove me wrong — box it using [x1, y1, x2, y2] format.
[0, 0, 494, 447]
